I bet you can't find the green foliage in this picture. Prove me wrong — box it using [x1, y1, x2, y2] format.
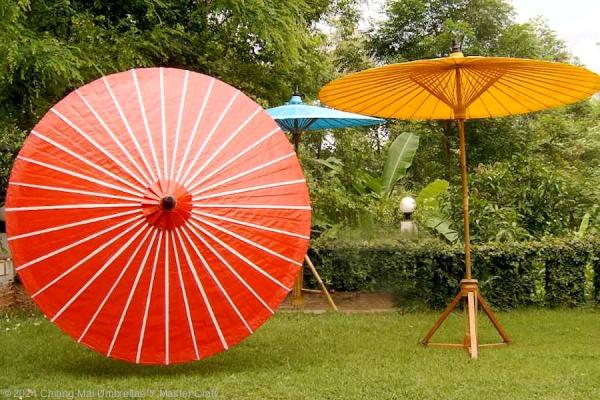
[542, 238, 588, 307]
[381, 132, 420, 196]
[369, 0, 569, 62]
[0, 0, 347, 202]
[310, 235, 599, 309]
[464, 156, 591, 241]
[415, 179, 458, 242]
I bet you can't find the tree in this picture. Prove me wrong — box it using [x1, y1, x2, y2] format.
[0, 0, 347, 201]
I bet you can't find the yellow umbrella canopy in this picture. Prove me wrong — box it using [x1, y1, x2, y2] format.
[319, 47, 600, 358]
[320, 51, 600, 120]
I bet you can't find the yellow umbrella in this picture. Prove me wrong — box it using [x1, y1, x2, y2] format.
[319, 44, 600, 358]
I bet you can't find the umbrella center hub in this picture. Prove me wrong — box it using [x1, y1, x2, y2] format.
[142, 180, 192, 230]
[160, 195, 177, 211]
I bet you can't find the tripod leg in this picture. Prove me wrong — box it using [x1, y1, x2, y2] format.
[467, 291, 478, 359]
[291, 265, 304, 307]
[421, 291, 463, 345]
[477, 292, 511, 343]
[304, 255, 338, 311]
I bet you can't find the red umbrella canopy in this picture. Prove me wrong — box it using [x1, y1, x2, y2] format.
[5, 68, 311, 365]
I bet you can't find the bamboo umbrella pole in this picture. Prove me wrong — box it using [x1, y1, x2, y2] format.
[457, 119, 472, 279]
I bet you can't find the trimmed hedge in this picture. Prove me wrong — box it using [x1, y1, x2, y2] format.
[307, 236, 600, 309]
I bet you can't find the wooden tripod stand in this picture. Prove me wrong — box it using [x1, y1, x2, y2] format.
[291, 254, 338, 311]
[420, 279, 510, 358]
[420, 118, 510, 358]
[289, 135, 338, 311]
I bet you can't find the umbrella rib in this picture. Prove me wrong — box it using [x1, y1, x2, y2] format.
[189, 127, 279, 190]
[14, 214, 143, 271]
[410, 72, 456, 109]
[322, 73, 414, 94]
[16, 156, 143, 198]
[33, 219, 146, 299]
[191, 216, 302, 267]
[8, 209, 140, 241]
[179, 91, 242, 185]
[194, 204, 311, 211]
[193, 210, 310, 240]
[463, 69, 505, 109]
[9, 182, 141, 203]
[6, 203, 137, 212]
[132, 69, 162, 181]
[136, 230, 164, 364]
[49, 109, 149, 192]
[170, 229, 200, 360]
[302, 118, 318, 131]
[183, 105, 261, 189]
[187, 219, 290, 291]
[499, 73, 586, 102]
[189, 152, 296, 196]
[462, 67, 495, 104]
[504, 66, 600, 88]
[321, 76, 417, 111]
[387, 88, 435, 117]
[427, 96, 443, 119]
[495, 62, 600, 84]
[506, 74, 594, 97]
[478, 84, 517, 116]
[491, 79, 547, 110]
[321, 74, 416, 104]
[164, 230, 170, 365]
[183, 223, 274, 314]
[192, 179, 306, 202]
[473, 87, 494, 118]
[102, 77, 157, 183]
[361, 76, 442, 116]
[31, 130, 145, 195]
[276, 120, 295, 131]
[179, 227, 253, 334]
[175, 78, 215, 183]
[431, 70, 455, 117]
[77, 227, 154, 343]
[107, 229, 159, 356]
[175, 228, 229, 350]
[160, 68, 168, 181]
[48, 223, 149, 320]
[76, 91, 152, 186]
[170, 71, 189, 182]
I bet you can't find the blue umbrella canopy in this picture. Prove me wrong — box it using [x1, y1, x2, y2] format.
[267, 92, 384, 134]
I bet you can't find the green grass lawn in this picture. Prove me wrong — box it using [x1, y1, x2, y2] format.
[2, 308, 600, 399]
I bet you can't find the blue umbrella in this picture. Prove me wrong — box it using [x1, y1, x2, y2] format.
[267, 91, 384, 151]
[267, 91, 383, 310]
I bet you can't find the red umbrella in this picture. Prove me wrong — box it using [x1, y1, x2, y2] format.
[6, 68, 311, 364]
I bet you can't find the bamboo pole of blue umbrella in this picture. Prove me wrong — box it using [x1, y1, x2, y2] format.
[267, 91, 384, 310]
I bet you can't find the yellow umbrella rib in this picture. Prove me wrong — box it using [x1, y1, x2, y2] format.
[321, 73, 414, 96]
[411, 70, 457, 107]
[478, 84, 522, 117]
[427, 95, 445, 120]
[505, 69, 600, 94]
[462, 68, 506, 108]
[503, 65, 600, 85]
[376, 85, 431, 118]
[500, 73, 590, 103]
[492, 78, 551, 111]
[322, 76, 420, 112]
[472, 89, 494, 118]
[360, 81, 431, 117]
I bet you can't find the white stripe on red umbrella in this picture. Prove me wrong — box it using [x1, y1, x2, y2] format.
[6, 68, 311, 365]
